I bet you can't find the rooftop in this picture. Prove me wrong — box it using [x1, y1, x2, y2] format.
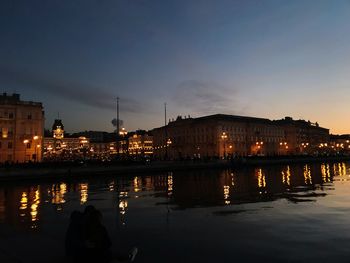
[0, 93, 42, 107]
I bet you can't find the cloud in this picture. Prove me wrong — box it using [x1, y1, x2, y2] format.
[0, 65, 144, 113]
[172, 80, 239, 115]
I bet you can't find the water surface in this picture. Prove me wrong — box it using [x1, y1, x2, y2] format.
[1, 162, 350, 262]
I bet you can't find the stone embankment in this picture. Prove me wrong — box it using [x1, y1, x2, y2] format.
[0, 156, 349, 182]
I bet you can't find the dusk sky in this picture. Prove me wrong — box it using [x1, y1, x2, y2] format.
[1, 0, 350, 134]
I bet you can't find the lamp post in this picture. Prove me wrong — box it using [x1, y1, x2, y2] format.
[221, 132, 228, 159]
[36, 145, 41, 161]
[119, 128, 127, 155]
[33, 136, 39, 162]
[167, 138, 172, 159]
[279, 141, 288, 155]
[23, 139, 29, 162]
[255, 141, 264, 156]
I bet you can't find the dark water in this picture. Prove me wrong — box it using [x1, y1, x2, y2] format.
[1, 162, 350, 262]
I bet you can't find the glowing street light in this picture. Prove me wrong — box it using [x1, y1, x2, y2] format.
[23, 139, 29, 162]
[33, 136, 40, 162]
[221, 132, 228, 159]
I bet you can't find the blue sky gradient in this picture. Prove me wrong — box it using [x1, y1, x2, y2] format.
[1, 0, 350, 133]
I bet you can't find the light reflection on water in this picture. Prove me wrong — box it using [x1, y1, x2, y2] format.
[1, 161, 350, 262]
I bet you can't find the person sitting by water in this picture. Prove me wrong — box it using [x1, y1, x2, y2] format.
[65, 210, 85, 262]
[66, 206, 138, 263]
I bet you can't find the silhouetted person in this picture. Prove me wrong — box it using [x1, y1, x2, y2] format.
[65, 210, 84, 262]
[82, 209, 112, 263]
[66, 206, 138, 263]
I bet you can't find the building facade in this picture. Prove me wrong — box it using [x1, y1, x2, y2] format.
[152, 114, 285, 159]
[43, 119, 90, 160]
[329, 134, 350, 154]
[152, 114, 330, 159]
[274, 117, 330, 155]
[128, 131, 153, 157]
[0, 93, 44, 163]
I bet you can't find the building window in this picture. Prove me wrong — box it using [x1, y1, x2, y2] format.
[8, 142, 12, 149]
[27, 143, 31, 149]
[8, 127, 13, 137]
[8, 112, 14, 119]
[28, 114, 32, 120]
[0, 142, 1, 148]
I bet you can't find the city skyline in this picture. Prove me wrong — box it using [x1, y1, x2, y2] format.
[1, 1, 350, 133]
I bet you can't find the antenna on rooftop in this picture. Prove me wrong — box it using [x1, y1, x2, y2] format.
[164, 102, 167, 126]
[116, 97, 120, 156]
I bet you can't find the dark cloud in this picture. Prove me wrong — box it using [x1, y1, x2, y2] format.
[0, 65, 144, 113]
[172, 80, 238, 115]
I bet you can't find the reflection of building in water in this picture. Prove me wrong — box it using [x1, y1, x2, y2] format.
[133, 177, 141, 193]
[30, 188, 40, 228]
[119, 199, 128, 215]
[144, 177, 153, 191]
[152, 175, 168, 191]
[223, 185, 230, 205]
[79, 183, 89, 204]
[303, 165, 312, 185]
[108, 181, 115, 192]
[118, 191, 128, 226]
[321, 164, 331, 183]
[333, 163, 347, 178]
[168, 164, 334, 209]
[170, 170, 233, 208]
[0, 189, 5, 223]
[19, 191, 28, 219]
[256, 168, 267, 190]
[282, 166, 291, 186]
[167, 173, 173, 196]
[16, 186, 42, 229]
[51, 183, 67, 210]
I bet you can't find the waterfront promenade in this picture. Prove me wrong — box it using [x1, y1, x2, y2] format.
[1, 156, 350, 181]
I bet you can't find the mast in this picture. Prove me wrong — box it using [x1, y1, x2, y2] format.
[116, 97, 120, 156]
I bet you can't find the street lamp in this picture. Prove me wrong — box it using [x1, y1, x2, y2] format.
[33, 136, 39, 162]
[23, 139, 29, 162]
[279, 141, 288, 155]
[221, 132, 228, 159]
[255, 141, 264, 155]
[167, 139, 172, 159]
[36, 145, 41, 161]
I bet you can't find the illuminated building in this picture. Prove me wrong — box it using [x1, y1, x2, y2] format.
[0, 93, 44, 163]
[128, 130, 153, 156]
[152, 114, 284, 159]
[43, 119, 90, 159]
[329, 134, 350, 154]
[274, 117, 329, 154]
[152, 114, 330, 159]
[52, 119, 64, 150]
[118, 127, 128, 154]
